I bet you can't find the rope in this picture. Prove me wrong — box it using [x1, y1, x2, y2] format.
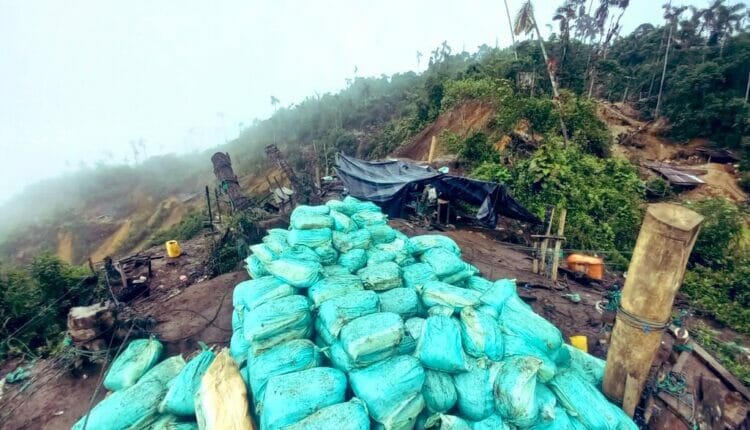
[616, 305, 670, 333]
[657, 371, 688, 397]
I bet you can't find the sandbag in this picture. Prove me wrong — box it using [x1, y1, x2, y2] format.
[230, 330, 250, 365]
[379, 393, 426, 430]
[232, 309, 243, 333]
[246, 255, 270, 279]
[465, 276, 493, 293]
[453, 359, 501, 421]
[232, 277, 294, 311]
[261, 367, 347, 430]
[494, 356, 542, 427]
[366, 249, 397, 265]
[317, 290, 380, 339]
[351, 210, 388, 228]
[501, 294, 563, 353]
[266, 228, 289, 239]
[349, 355, 425, 426]
[322, 264, 353, 277]
[368, 224, 397, 244]
[471, 414, 512, 430]
[420, 281, 482, 312]
[329, 210, 358, 233]
[248, 339, 322, 403]
[290, 213, 333, 230]
[103, 337, 164, 391]
[292, 204, 331, 215]
[325, 340, 398, 372]
[150, 415, 199, 430]
[421, 248, 466, 278]
[287, 228, 332, 248]
[504, 333, 558, 382]
[459, 306, 504, 361]
[564, 344, 605, 387]
[378, 287, 420, 318]
[262, 234, 288, 254]
[280, 245, 321, 263]
[308, 274, 364, 306]
[332, 229, 372, 253]
[73, 356, 186, 430]
[160, 347, 216, 416]
[339, 312, 404, 361]
[409, 235, 461, 256]
[440, 264, 478, 285]
[250, 244, 278, 264]
[314, 245, 338, 266]
[528, 407, 581, 430]
[243, 295, 311, 342]
[403, 263, 438, 290]
[426, 414, 472, 430]
[422, 369, 457, 413]
[265, 258, 322, 288]
[548, 369, 636, 430]
[249, 325, 312, 357]
[415, 314, 468, 373]
[284, 398, 370, 430]
[338, 249, 368, 273]
[405, 317, 425, 339]
[535, 383, 558, 422]
[479, 279, 516, 311]
[357, 261, 402, 291]
[195, 350, 254, 430]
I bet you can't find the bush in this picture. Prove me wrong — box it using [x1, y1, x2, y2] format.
[685, 198, 744, 268]
[441, 78, 514, 110]
[149, 210, 207, 248]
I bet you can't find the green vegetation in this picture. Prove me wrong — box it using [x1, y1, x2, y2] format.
[148, 210, 207, 248]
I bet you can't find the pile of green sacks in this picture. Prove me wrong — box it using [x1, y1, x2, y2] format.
[71, 338, 215, 429]
[231, 196, 638, 430]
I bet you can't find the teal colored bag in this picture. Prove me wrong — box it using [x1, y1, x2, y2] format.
[150, 415, 198, 430]
[357, 261, 402, 291]
[229, 330, 250, 365]
[338, 249, 368, 273]
[503, 333, 558, 382]
[415, 315, 468, 373]
[351, 210, 388, 228]
[103, 337, 164, 391]
[422, 369, 457, 413]
[160, 347, 215, 416]
[329, 210, 358, 233]
[472, 414, 513, 430]
[322, 264, 353, 277]
[307, 274, 364, 306]
[290, 213, 333, 230]
[317, 290, 380, 339]
[232, 277, 294, 311]
[332, 229, 372, 253]
[402, 263, 438, 290]
[409, 234, 461, 256]
[420, 248, 466, 278]
[378, 287, 420, 318]
[420, 281, 482, 312]
[261, 367, 347, 430]
[243, 295, 312, 342]
[314, 245, 338, 265]
[459, 306, 504, 361]
[564, 344, 605, 387]
[246, 255, 270, 279]
[280, 245, 321, 262]
[265, 258, 322, 288]
[366, 249, 397, 265]
[479, 279, 516, 311]
[367, 224, 397, 244]
[339, 312, 404, 361]
[440, 263, 479, 285]
[250, 243, 278, 263]
[287, 228, 333, 248]
[465, 276, 493, 293]
[248, 339, 322, 403]
[453, 358, 501, 421]
[494, 356, 542, 427]
[501, 294, 563, 353]
[284, 398, 370, 430]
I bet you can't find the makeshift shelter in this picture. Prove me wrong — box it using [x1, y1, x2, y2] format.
[334, 153, 540, 226]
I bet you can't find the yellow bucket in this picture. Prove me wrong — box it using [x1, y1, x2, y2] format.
[165, 240, 181, 258]
[569, 335, 588, 353]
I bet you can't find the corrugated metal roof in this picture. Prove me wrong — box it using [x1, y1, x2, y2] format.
[643, 162, 706, 186]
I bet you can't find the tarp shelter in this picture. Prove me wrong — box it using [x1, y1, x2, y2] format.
[334, 153, 540, 226]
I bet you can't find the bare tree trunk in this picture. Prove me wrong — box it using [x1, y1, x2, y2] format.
[655, 22, 673, 118]
[745, 70, 750, 103]
[532, 18, 569, 144]
[503, 0, 518, 60]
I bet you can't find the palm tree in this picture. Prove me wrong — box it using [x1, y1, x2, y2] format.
[553, 1, 577, 65]
[502, 0, 519, 60]
[416, 51, 423, 68]
[270, 95, 280, 112]
[514, 0, 569, 143]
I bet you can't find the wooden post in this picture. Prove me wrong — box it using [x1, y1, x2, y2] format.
[603, 203, 703, 416]
[427, 135, 437, 163]
[214, 188, 222, 222]
[532, 240, 540, 274]
[205, 185, 214, 230]
[538, 206, 555, 275]
[550, 208, 567, 282]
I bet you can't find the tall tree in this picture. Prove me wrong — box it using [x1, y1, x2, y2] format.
[514, 0, 569, 143]
[503, 0, 519, 59]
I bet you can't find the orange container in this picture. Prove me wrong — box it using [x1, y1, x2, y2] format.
[566, 254, 604, 281]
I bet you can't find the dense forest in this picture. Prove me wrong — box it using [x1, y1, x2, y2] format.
[0, 0, 748, 368]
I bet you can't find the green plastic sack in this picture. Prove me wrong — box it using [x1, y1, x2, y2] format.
[103, 338, 164, 391]
[322, 264, 353, 277]
[246, 255, 270, 279]
[287, 228, 332, 248]
[325, 339, 399, 371]
[248, 339, 322, 404]
[420, 281, 482, 312]
[564, 344, 605, 387]
[368, 224, 397, 244]
[339, 312, 404, 361]
[265, 258, 322, 288]
[479, 279, 516, 311]
[338, 249, 368, 273]
[351, 210, 388, 228]
[366, 249, 397, 265]
[243, 295, 311, 342]
[329, 210, 358, 233]
[549, 369, 637, 430]
[453, 358, 501, 421]
[528, 407, 582, 430]
[357, 261, 402, 291]
[422, 369, 457, 413]
[262, 235, 289, 254]
[349, 355, 425, 426]
[249, 323, 312, 357]
[229, 330, 250, 365]
[405, 317, 425, 340]
[327, 197, 378, 216]
[261, 367, 347, 430]
[308, 274, 364, 306]
[266, 228, 289, 239]
[284, 398, 370, 430]
[73, 356, 186, 430]
[378, 393, 425, 430]
[315, 245, 338, 265]
[415, 314, 468, 373]
[472, 414, 513, 430]
[150, 415, 199, 430]
[332, 229, 372, 253]
[409, 235, 461, 256]
[250, 243, 278, 264]
[317, 290, 380, 339]
[535, 383, 558, 422]
[378, 287, 420, 318]
[290, 212, 333, 230]
[421, 247, 466, 278]
[440, 263, 479, 285]
[501, 294, 563, 353]
[494, 356, 542, 427]
[160, 348, 216, 416]
[280, 245, 321, 262]
[403, 263, 438, 290]
[465, 276, 493, 293]
[232, 276, 294, 311]
[459, 306, 504, 361]
[504, 333, 557, 382]
[426, 414, 472, 430]
[291, 204, 330, 215]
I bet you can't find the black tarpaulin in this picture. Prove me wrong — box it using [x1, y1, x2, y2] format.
[334, 153, 540, 225]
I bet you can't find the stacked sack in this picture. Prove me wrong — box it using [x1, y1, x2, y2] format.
[231, 196, 638, 430]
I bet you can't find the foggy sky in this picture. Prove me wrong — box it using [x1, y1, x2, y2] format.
[0, 0, 693, 203]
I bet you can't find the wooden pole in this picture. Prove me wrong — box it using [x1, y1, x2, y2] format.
[427, 135, 437, 163]
[532, 240, 540, 274]
[539, 206, 555, 275]
[550, 208, 567, 282]
[205, 185, 214, 230]
[603, 203, 703, 416]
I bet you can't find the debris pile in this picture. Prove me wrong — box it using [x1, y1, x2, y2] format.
[230, 197, 638, 429]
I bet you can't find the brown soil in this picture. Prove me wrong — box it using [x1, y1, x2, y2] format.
[396, 101, 496, 161]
